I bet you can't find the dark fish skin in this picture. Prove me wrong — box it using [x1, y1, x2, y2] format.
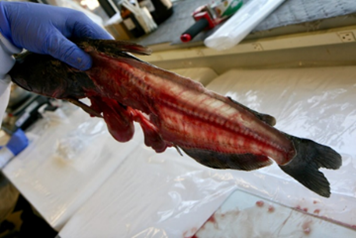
[9, 39, 342, 197]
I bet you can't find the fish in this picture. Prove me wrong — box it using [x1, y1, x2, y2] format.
[9, 39, 342, 197]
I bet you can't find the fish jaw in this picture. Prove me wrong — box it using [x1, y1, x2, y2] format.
[9, 51, 99, 100]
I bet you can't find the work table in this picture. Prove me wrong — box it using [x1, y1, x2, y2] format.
[136, 0, 356, 51]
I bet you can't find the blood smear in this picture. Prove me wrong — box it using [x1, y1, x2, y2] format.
[313, 209, 320, 214]
[302, 220, 312, 235]
[268, 205, 275, 213]
[207, 214, 216, 224]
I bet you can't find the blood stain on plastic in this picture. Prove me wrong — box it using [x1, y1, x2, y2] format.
[295, 205, 308, 213]
[183, 229, 198, 238]
[313, 209, 320, 214]
[207, 214, 216, 224]
[302, 220, 312, 235]
[268, 205, 275, 213]
[191, 227, 197, 234]
[183, 228, 198, 238]
[256, 200, 264, 207]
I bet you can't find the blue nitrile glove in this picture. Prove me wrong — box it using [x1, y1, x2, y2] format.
[0, 129, 28, 168]
[0, 2, 113, 71]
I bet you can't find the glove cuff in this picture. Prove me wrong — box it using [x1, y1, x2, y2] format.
[0, 32, 21, 79]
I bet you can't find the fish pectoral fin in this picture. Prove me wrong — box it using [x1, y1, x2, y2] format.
[65, 98, 103, 118]
[227, 97, 276, 126]
[181, 147, 272, 171]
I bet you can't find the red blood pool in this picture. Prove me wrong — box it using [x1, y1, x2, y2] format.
[256, 201, 264, 207]
[313, 209, 320, 214]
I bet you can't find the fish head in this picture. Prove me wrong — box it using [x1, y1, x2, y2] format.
[9, 51, 95, 100]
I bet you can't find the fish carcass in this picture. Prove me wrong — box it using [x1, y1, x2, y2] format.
[9, 39, 342, 197]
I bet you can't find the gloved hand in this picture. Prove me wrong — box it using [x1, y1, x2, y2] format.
[0, 2, 113, 71]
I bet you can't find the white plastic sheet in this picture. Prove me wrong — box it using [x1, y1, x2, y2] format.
[3, 106, 143, 230]
[194, 190, 356, 237]
[204, 0, 286, 50]
[59, 147, 237, 238]
[203, 66, 356, 226]
[59, 65, 356, 237]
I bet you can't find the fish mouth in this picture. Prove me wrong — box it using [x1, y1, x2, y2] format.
[11, 77, 33, 93]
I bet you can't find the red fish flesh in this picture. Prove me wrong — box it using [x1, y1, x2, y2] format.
[9, 40, 342, 197]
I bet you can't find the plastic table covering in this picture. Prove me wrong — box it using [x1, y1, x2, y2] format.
[58, 65, 356, 237]
[2, 105, 144, 230]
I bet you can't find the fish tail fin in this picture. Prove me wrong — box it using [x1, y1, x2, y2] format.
[279, 136, 342, 197]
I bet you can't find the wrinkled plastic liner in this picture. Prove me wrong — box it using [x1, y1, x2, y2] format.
[58, 66, 356, 237]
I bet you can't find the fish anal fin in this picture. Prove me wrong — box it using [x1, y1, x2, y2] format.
[227, 97, 276, 126]
[181, 147, 272, 171]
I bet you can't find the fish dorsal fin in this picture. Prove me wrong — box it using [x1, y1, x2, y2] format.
[181, 147, 272, 171]
[227, 97, 276, 126]
[76, 39, 152, 56]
